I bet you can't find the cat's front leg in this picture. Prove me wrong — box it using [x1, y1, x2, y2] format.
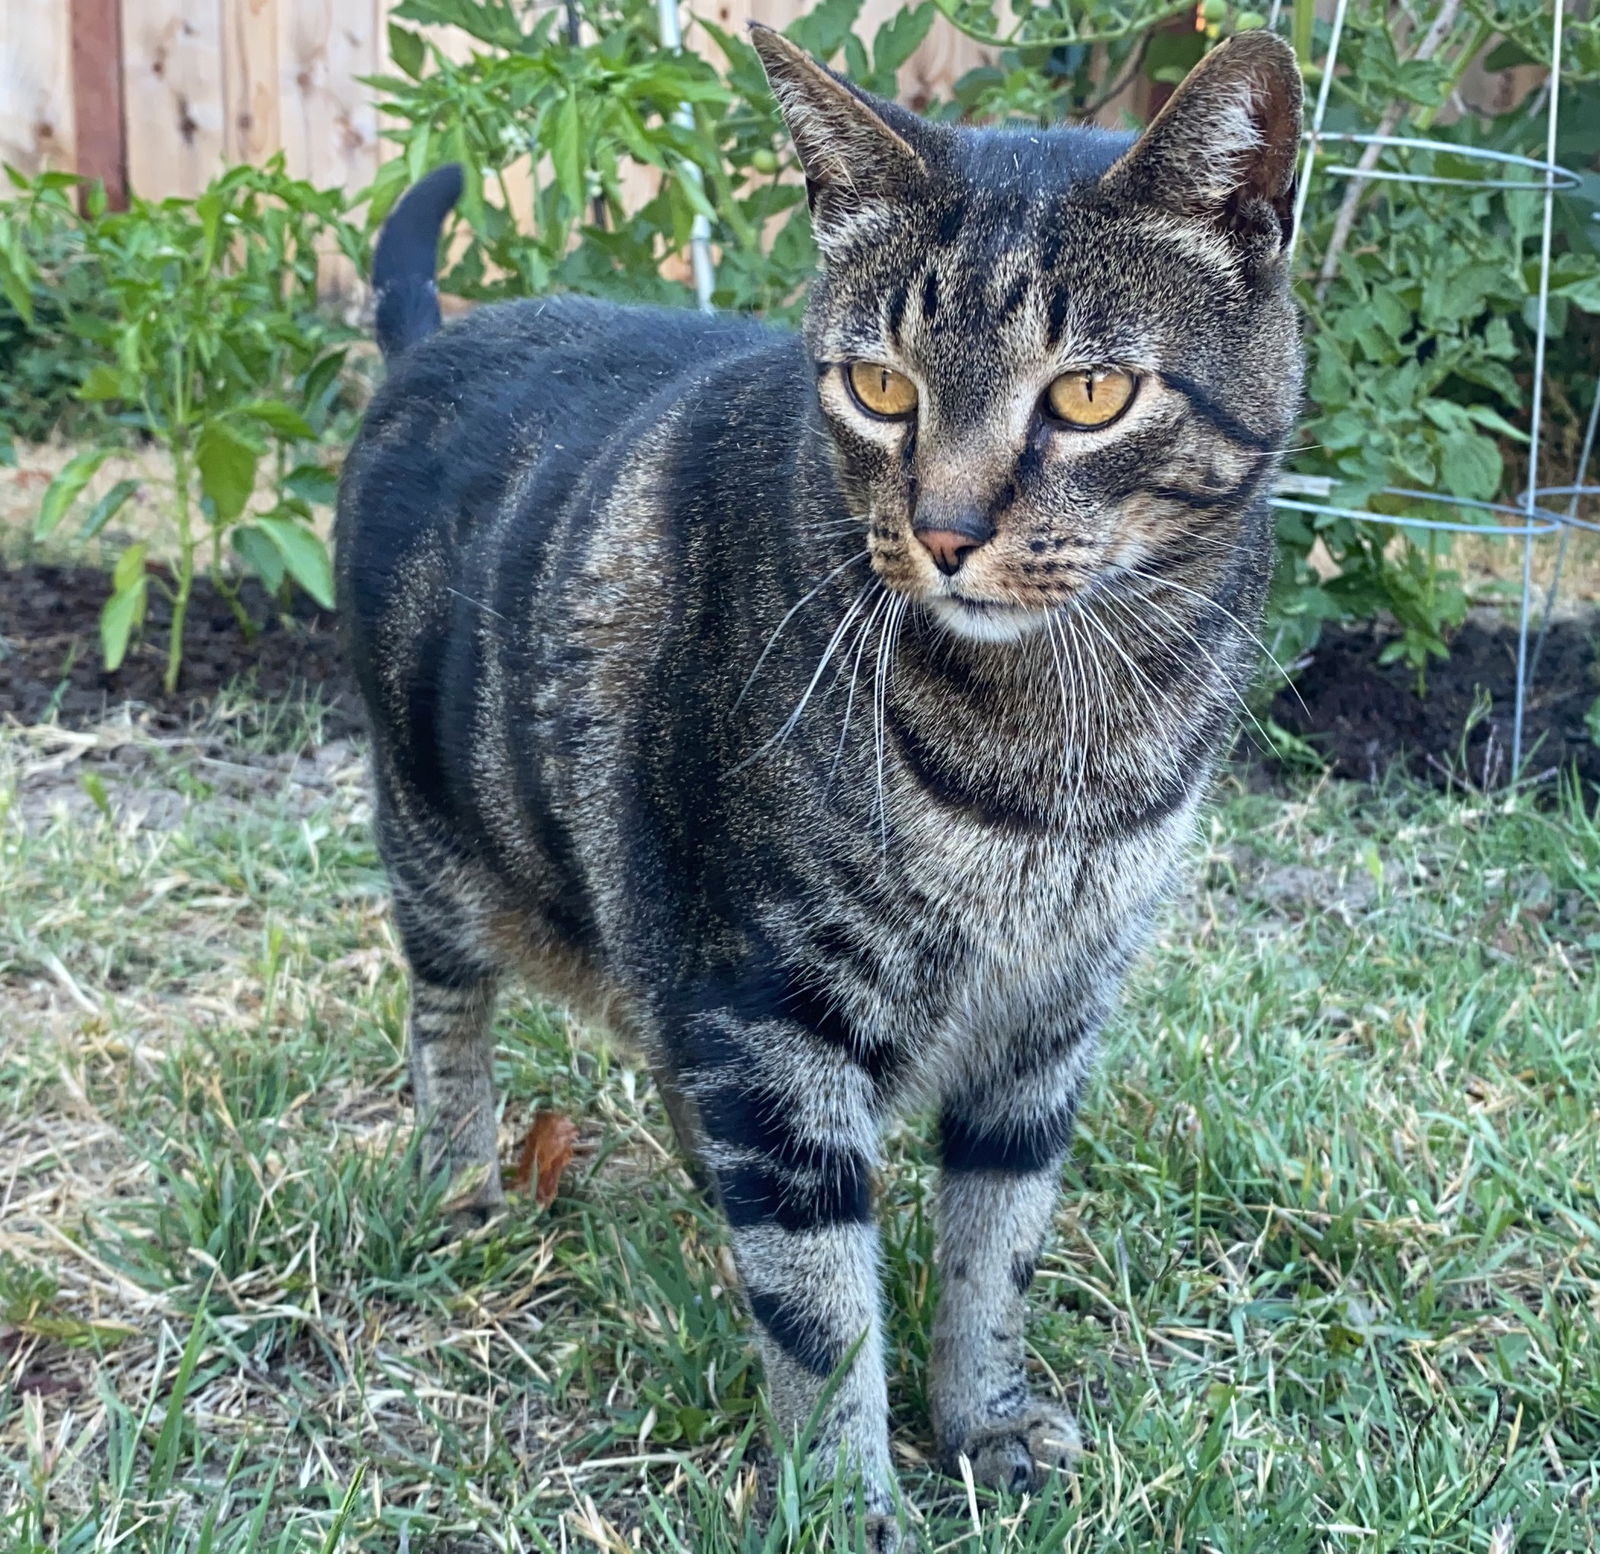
[928, 1041, 1093, 1492]
[677, 1015, 898, 1546]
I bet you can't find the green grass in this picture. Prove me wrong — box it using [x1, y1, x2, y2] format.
[1, 703, 1597, 1553]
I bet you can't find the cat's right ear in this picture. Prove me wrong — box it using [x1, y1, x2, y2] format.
[1100, 30, 1303, 254]
[749, 24, 927, 246]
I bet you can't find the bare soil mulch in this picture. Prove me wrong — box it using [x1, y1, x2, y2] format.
[0, 562, 363, 741]
[2, 561, 1596, 792]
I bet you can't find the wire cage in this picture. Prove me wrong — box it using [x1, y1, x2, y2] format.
[1269, 0, 1594, 779]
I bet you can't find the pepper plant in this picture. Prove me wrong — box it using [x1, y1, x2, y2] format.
[4, 160, 360, 692]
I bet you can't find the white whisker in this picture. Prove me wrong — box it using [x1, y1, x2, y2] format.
[872, 595, 907, 853]
[1100, 587, 1278, 759]
[1123, 566, 1306, 713]
[733, 549, 870, 713]
[828, 585, 888, 795]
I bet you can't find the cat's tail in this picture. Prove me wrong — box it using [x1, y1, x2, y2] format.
[372, 163, 463, 359]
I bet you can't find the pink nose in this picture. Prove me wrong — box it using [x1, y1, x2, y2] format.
[915, 526, 990, 576]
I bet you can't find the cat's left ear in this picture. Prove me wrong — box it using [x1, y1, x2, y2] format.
[749, 24, 928, 244]
[1100, 30, 1303, 253]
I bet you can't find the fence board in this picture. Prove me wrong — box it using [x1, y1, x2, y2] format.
[125, 0, 229, 197]
[6, 0, 999, 204]
[223, 0, 283, 166]
[0, 0, 74, 174]
[278, 0, 385, 190]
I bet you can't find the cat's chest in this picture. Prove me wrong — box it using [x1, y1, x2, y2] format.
[873, 799, 1194, 1048]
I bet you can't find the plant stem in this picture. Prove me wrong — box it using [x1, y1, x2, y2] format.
[166, 437, 193, 696]
[1293, 0, 1316, 69]
[164, 339, 193, 696]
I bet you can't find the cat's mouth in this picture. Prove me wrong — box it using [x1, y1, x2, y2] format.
[924, 590, 1052, 644]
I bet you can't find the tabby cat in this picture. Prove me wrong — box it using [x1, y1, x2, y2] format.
[335, 25, 1304, 1541]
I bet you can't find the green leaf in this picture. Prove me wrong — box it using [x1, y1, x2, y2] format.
[149, 1303, 211, 1493]
[78, 363, 132, 402]
[389, 23, 427, 80]
[232, 524, 286, 592]
[0, 250, 36, 326]
[786, 0, 861, 63]
[549, 93, 585, 213]
[101, 561, 148, 672]
[301, 347, 350, 421]
[1462, 405, 1529, 445]
[79, 478, 141, 540]
[35, 448, 113, 540]
[0, 430, 14, 469]
[1437, 427, 1502, 504]
[283, 462, 339, 507]
[113, 541, 147, 594]
[236, 399, 316, 440]
[871, 2, 936, 78]
[255, 515, 335, 609]
[196, 421, 262, 524]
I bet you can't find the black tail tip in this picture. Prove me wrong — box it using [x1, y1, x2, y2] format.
[373, 163, 465, 359]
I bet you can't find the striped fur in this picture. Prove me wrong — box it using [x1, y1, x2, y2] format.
[335, 28, 1303, 1540]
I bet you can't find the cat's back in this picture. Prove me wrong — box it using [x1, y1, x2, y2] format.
[336, 296, 795, 728]
[339, 294, 781, 561]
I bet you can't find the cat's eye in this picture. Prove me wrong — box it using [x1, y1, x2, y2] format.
[1044, 368, 1137, 429]
[846, 362, 919, 420]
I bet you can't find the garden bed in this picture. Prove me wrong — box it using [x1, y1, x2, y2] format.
[3, 561, 1596, 793]
[0, 562, 361, 740]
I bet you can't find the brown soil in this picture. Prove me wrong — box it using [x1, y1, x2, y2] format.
[1268, 613, 1600, 794]
[2, 562, 1596, 793]
[0, 562, 362, 741]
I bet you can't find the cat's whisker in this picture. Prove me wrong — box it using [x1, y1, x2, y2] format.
[734, 581, 878, 775]
[1100, 588, 1278, 760]
[1076, 605, 1116, 780]
[872, 595, 907, 853]
[1122, 566, 1307, 713]
[828, 585, 889, 796]
[1059, 611, 1094, 813]
[1041, 612, 1076, 796]
[733, 549, 871, 713]
[1074, 597, 1168, 726]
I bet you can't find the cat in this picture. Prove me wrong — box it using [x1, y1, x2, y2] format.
[335, 24, 1303, 1544]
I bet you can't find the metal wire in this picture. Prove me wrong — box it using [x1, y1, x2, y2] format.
[1512, 0, 1563, 776]
[1287, 0, 1349, 261]
[1270, 0, 1579, 784]
[1310, 131, 1582, 191]
[656, 0, 716, 310]
[1528, 374, 1600, 679]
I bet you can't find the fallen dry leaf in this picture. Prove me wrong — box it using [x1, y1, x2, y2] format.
[511, 1110, 580, 1208]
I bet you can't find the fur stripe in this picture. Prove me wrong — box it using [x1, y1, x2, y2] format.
[939, 1099, 1076, 1175]
[1160, 370, 1280, 452]
[719, 1151, 873, 1231]
[747, 1287, 843, 1377]
[887, 708, 1049, 833]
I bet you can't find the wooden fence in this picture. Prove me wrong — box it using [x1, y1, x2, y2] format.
[0, 0, 997, 203]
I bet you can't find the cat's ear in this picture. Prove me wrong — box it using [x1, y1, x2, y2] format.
[749, 24, 927, 241]
[1100, 30, 1302, 252]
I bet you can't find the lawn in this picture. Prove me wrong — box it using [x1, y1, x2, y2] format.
[1, 697, 1597, 1553]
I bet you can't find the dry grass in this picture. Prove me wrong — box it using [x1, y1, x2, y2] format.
[1, 699, 1598, 1552]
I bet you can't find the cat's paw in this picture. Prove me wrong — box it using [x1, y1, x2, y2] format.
[864, 1511, 901, 1553]
[941, 1402, 1081, 1494]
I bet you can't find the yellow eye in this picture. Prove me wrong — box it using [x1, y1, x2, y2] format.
[846, 362, 918, 419]
[1044, 368, 1137, 429]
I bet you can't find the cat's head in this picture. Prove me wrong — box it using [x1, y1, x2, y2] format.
[752, 26, 1304, 644]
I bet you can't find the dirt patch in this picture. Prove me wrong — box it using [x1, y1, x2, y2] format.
[1268, 612, 1600, 792]
[4, 561, 1597, 793]
[0, 562, 362, 740]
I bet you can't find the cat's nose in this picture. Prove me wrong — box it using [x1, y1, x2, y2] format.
[913, 512, 994, 576]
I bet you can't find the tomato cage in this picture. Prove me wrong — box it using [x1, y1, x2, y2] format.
[1266, 0, 1594, 781]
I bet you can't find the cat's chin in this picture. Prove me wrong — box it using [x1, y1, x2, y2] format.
[924, 596, 1051, 645]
